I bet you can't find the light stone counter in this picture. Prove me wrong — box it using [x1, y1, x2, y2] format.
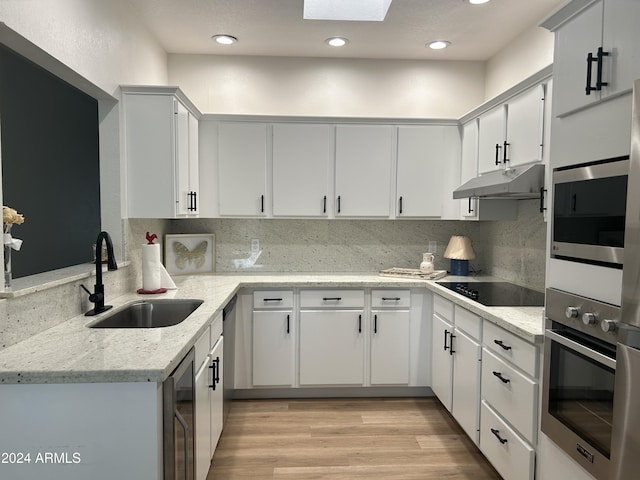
[0, 273, 544, 384]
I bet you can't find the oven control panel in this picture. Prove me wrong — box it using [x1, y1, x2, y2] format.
[546, 288, 621, 345]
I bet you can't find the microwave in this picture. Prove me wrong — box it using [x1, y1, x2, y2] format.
[551, 156, 629, 267]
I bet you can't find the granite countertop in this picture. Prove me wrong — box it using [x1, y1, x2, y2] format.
[0, 273, 544, 385]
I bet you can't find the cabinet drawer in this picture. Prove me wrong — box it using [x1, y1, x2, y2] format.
[195, 326, 211, 368]
[483, 320, 538, 377]
[371, 290, 410, 308]
[300, 289, 364, 308]
[433, 294, 454, 322]
[253, 290, 294, 309]
[480, 400, 535, 480]
[482, 347, 538, 444]
[454, 305, 481, 340]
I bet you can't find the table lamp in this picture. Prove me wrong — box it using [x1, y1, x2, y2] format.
[443, 235, 476, 276]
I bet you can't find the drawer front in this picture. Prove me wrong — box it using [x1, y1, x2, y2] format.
[253, 290, 294, 309]
[483, 320, 538, 377]
[195, 326, 211, 368]
[371, 289, 410, 308]
[482, 347, 538, 444]
[300, 289, 364, 308]
[454, 305, 481, 340]
[480, 400, 535, 480]
[433, 294, 454, 322]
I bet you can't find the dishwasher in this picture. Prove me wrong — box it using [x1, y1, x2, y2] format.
[222, 295, 237, 422]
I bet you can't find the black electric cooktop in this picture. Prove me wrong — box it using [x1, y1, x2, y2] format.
[436, 281, 545, 307]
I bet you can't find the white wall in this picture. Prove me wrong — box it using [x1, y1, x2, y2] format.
[169, 54, 486, 118]
[0, 0, 168, 96]
[484, 25, 554, 101]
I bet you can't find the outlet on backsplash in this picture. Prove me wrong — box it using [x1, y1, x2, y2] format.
[251, 239, 260, 254]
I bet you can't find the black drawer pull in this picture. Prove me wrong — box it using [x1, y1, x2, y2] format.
[596, 46, 609, 90]
[286, 314, 290, 334]
[444, 329, 450, 351]
[209, 357, 220, 390]
[323, 297, 342, 301]
[358, 314, 362, 333]
[381, 297, 401, 301]
[323, 195, 327, 213]
[337, 195, 341, 213]
[449, 334, 456, 355]
[399, 196, 403, 214]
[494, 339, 512, 351]
[491, 428, 508, 444]
[261, 194, 264, 213]
[374, 314, 378, 334]
[492, 371, 511, 384]
[263, 298, 283, 302]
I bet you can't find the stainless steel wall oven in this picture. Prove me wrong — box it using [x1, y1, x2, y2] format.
[542, 288, 620, 480]
[551, 156, 629, 267]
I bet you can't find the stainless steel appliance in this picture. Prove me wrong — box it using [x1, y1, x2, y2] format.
[436, 281, 544, 307]
[542, 288, 619, 480]
[164, 348, 195, 480]
[551, 156, 628, 267]
[611, 78, 640, 479]
[222, 295, 237, 422]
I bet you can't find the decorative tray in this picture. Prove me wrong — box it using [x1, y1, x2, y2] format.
[378, 267, 448, 281]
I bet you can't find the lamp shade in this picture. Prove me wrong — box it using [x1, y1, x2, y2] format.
[443, 235, 476, 260]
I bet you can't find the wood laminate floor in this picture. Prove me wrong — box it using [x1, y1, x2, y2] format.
[206, 397, 501, 480]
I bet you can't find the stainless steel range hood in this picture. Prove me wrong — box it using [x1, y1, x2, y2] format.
[453, 163, 545, 199]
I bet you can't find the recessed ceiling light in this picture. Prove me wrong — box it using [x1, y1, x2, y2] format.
[305, 0, 392, 21]
[212, 35, 238, 45]
[428, 40, 451, 50]
[469, 0, 491, 4]
[326, 37, 349, 47]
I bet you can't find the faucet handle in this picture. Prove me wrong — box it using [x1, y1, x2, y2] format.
[80, 284, 101, 304]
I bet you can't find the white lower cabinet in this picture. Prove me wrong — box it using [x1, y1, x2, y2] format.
[252, 310, 294, 386]
[195, 359, 212, 480]
[430, 295, 482, 444]
[299, 310, 365, 385]
[209, 336, 224, 458]
[370, 310, 410, 385]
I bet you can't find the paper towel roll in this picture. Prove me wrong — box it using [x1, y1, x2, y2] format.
[142, 244, 162, 291]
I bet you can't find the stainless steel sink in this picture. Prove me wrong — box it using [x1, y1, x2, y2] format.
[88, 299, 204, 328]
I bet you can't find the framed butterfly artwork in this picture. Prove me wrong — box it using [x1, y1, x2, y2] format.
[164, 233, 215, 275]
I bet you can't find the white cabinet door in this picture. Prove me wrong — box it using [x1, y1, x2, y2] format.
[272, 123, 331, 217]
[552, 1, 604, 116]
[218, 122, 267, 216]
[209, 337, 224, 458]
[460, 120, 479, 219]
[299, 310, 365, 385]
[396, 126, 458, 218]
[175, 101, 199, 216]
[506, 85, 545, 168]
[188, 111, 199, 214]
[451, 328, 481, 445]
[431, 313, 454, 411]
[478, 106, 507, 174]
[370, 310, 410, 385]
[335, 125, 393, 217]
[195, 359, 211, 480]
[602, 0, 640, 96]
[252, 310, 294, 386]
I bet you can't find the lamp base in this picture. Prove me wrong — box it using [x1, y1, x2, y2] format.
[449, 259, 469, 276]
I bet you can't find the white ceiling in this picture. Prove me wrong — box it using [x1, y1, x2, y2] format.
[125, 0, 565, 61]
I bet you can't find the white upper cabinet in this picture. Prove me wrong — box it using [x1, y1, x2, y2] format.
[506, 85, 545, 168]
[546, 0, 640, 117]
[335, 125, 393, 217]
[478, 106, 507, 174]
[272, 123, 331, 217]
[123, 87, 200, 218]
[217, 122, 267, 216]
[396, 125, 458, 218]
[460, 120, 480, 219]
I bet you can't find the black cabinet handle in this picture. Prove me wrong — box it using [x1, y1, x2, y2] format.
[539, 187, 547, 213]
[358, 314, 362, 333]
[503, 141, 509, 163]
[263, 298, 283, 302]
[491, 428, 508, 445]
[596, 46, 609, 90]
[323, 195, 327, 213]
[337, 196, 341, 213]
[286, 314, 290, 334]
[494, 339, 512, 351]
[493, 371, 511, 384]
[193, 191, 197, 211]
[187, 191, 197, 212]
[586, 51, 597, 95]
[468, 197, 474, 214]
[261, 194, 264, 213]
[209, 356, 220, 390]
[323, 297, 342, 301]
[374, 314, 378, 334]
[381, 297, 401, 301]
[449, 334, 456, 355]
[495, 143, 502, 165]
[571, 193, 577, 212]
[399, 196, 403, 214]
[444, 329, 450, 351]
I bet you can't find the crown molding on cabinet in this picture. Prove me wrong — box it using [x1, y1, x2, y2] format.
[540, 0, 600, 32]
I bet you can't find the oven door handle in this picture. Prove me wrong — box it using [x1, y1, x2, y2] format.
[545, 329, 616, 370]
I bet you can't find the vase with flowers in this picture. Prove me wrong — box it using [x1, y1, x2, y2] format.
[3, 206, 25, 289]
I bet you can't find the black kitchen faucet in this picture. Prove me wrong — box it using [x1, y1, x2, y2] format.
[81, 231, 118, 316]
